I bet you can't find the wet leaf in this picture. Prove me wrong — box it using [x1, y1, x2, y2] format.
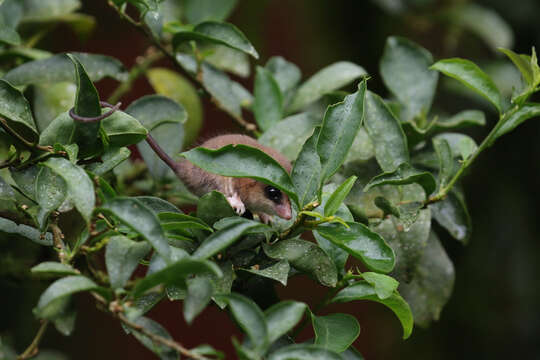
[312, 313, 360, 353]
[265, 300, 306, 344]
[184, 276, 214, 324]
[254, 66, 283, 132]
[240, 259, 290, 286]
[0, 79, 38, 143]
[0, 217, 52, 245]
[429, 191, 471, 243]
[325, 176, 357, 217]
[31, 262, 78, 276]
[106, 235, 151, 289]
[268, 344, 342, 360]
[183, 0, 238, 23]
[364, 163, 436, 197]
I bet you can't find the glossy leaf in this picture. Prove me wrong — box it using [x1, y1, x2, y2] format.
[220, 293, 268, 351]
[196, 191, 236, 226]
[399, 231, 454, 327]
[380, 36, 438, 121]
[35, 166, 67, 229]
[182, 144, 298, 205]
[42, 157, 94, 223]
[0, 217, 52, 246]
[126, 95, 185, 179]
[263, 239, 338, 287]
[241, 259, 290, 286]
[364, 163, 436, 197]
[106, 235, 152, 289]
[431, 58, 502, 113]
[288, 61, 366, 113]
[0, 79, 38, 143]
[265, 301, 307, 344]
[184, 276, 214, 324]
[0, 15, 20, 45]
[312, 313, 360, 353]
[317, 81, 366, 183]
[183, 0, 237, 23]
[434, 109, 486, 131]
[325, 176, 357, 217]
[32, 82, 76, 132]
[31, 262, 78, 276]
[361, 272, 399, 300]
[100, 110, 148, 147]
[132, 257, 221, 298]
[86, 147, 131, 175]
[136, 196, 182, 214]
[130, 317, 178, 360]
[146, 68, 203, 147]
[34, 276, 108, 319]
[268, 344, 343, 360]
[372, 208, 431, 282]
[429, 191, 471, 243]
[99, 197, 171, 260]
[433, 137, 454, 189]
[493, 103, 540, 141]
[499, 48, 534, 85]
[3, 52, 127, 86]
[192, 218, 264, 259]
[259, 112, 319, 161]
[173, 21, 258, 59]
[292, 127, 321, 207]
[364, 91, 409, 172]
[332, 281, 413, 339]
[265, 56, 302, 95]
[315, 222, 395, 273]
[254, 66, 283, 132]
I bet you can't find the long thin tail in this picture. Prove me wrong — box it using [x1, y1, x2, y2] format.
[145, 134, 179, 173]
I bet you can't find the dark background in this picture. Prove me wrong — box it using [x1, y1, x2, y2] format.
[2, 0, 540, 359]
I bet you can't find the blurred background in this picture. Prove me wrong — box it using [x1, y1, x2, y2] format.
[2, 0, 540, 359]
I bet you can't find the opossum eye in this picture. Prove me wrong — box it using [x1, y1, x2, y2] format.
[264, 186, 282, 204]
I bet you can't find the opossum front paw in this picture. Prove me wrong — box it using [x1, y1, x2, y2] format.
[257, 213, 273, 224]
[227, 194, 245, 215]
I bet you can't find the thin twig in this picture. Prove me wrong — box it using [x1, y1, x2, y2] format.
[50, 223, 68, 264]
[17, 320, 49, 360]
[0, 117, 53, 152]
[69, 101, 121, 123]
[145, 134, 179, 173]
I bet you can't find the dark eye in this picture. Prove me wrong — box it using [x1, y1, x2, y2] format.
[264, 186, 282, 204]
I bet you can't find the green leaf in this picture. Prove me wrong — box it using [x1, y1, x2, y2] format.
[51, 298, 76, 336]
[35, 166, 67, 229]
[144, 10, 162, 40]
[34, 276, 108, 319]
[0, 217, 52, 245]
[196, 191, 236, 226]
[315, 222, 395, 273]
[265, 301, 306, 344]
[332, 281, 413, 339]
[268, 344, 343, 360]
[372, 207, 431, 283]
[130, 317, 178, 360]
[146, 68, 203, 147]
[380, 36, 438, 121]
[317, 81, 367, 183]
[499, 48, 534, 85]
[136, 196, 182, 214]
[364, 91, 409, 172]
[42, 157, 94, 223]
[221, 293, 268, 351]
[31, 262, 78, 276]
[431, 58, 502, 113]
[99, 197, 171, 260]
[184, 276, 214, 324]
[181, 144, 297, 205]
[432, 137, 454, 189]
[399, 231, 454, 327]
[203, 44, 250, 78]
[86, 147, 131, 175]
[254, 66, 283, 132]
[19, 0, 79, 21]
[173, 21, 258, 59]
[208, 261, 234, 308]
[126, 95, 186, 179]
[132, 257, 221, 298]
[192, 217, 264, 259]
[0, 79, 38, 143]
[183, 0, 238, 24]
[106, 235, 152, 289]
[291, 127, 321, 207]
[364, 163, 436, 197]
[259, 112, 319, 161]
[454, 4, 513, 52]
[0, 15, 20, 45]
[240, 259, 290, 286]
[361, 272, 399, 300]
[265, 56, 301, 95]
[312, 313, 360, 353]
[263, 239, 338, 287]
[493, 103, 540, 141]
[341, 346, 365, 360]
[434, 109, 486, 131]
[3, 52, 127, 86]
[324, 176, 357, 217]
[429, 191, 471, 243]
[288, 62, 366, 113]
[100, 110, 148, 147]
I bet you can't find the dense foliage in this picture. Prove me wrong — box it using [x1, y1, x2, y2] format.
[1, 1, 539, 359]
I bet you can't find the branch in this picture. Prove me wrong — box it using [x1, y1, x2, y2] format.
[17, 320, 49, 360]
[0, 117, 53, 153]
[106, 0, 259, 136]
